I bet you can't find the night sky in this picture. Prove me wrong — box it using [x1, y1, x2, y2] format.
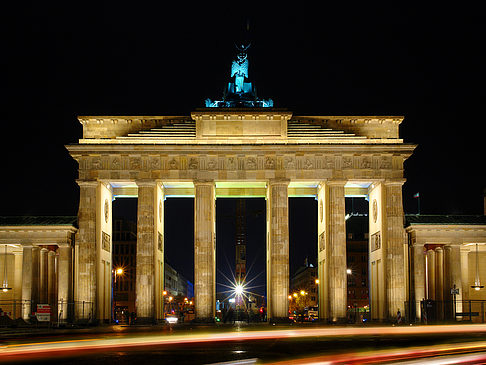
[1, 5, 484, 294]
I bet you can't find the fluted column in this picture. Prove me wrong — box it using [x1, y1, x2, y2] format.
[13, 252, 23, 318]
[266, 179, 290, 321]
[444, 244, 463, 319]
[39, 248, 48, 303]
[460, 248, 469, 301]
[75, 180, 98, 321]
[435, 247, 444, 320]
[194, 180, 216, 322]
[21, 245, 33, 320]
[58, 244, 72, 321]
[426, 249, 436, 300]
[48, 250, 57, 321]
[135, 181, 157, 323]
[384, 180, 407, 319]
[327, 180, 347, 322]
[412, 242, 425, 320]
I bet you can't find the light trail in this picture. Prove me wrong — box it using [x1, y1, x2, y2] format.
[2, 324, 486, 362]
[266, 341, 486, 364]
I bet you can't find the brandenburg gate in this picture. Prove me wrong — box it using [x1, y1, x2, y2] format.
[66, 46, 415, 323]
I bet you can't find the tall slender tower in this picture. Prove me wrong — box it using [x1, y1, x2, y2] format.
[235, 199, 247, 285]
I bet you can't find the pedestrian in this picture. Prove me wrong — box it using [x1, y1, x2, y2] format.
[396, 308, 402, 325]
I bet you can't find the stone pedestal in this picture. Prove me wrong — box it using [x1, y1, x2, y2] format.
[194, 180, 216, 322]
[266, 179, 289, 321]
[75, 180, 98, 321]
[135, 181, 157, 323]
[384, 181, 407, 319]
[327, 181, 347, 322]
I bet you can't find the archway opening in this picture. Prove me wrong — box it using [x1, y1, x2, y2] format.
[216, 198, 266, 323]
[345, 196, 369, 323]
[289, 197, 318, 322]
[112, 197, 137, 323]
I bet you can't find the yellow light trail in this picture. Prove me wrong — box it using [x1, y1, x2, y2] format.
[2, 324, 486, 362]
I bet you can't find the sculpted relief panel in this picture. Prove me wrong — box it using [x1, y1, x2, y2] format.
[77, 152, 404, 181]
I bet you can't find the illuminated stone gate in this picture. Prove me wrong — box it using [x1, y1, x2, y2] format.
[66, 47, 416, 323]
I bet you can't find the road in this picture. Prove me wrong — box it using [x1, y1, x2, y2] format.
[2, 323, 486, 364]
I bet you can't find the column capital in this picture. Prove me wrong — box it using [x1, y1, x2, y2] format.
[383, 178, 406, 186]
[267, 178, 290, 186]
[136, 179, 157, 187]
[326, 179, 347, 187]
[76, 179, 98, 187]
[193, 179, 215, 186]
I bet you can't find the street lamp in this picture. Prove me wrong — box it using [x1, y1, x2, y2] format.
[162, 291, 168, 318]
[113, 267, 124, 322]
[2, 245, 12, 293]
[346, 268, 352, 275]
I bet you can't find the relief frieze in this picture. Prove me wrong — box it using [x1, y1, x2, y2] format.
[168, 157, 178, 170]
[129, 157, 141, 170]
[188, 157, 199, 170]
[149, 157, 160, 170]
[81, 152, 402, 181]
[246, 157, 257, 170]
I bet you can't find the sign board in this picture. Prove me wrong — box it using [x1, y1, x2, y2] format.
[450, 288, 460, 295]
[36, 304, 51, 322]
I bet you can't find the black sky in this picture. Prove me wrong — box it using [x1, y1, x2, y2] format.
[1, 4, 485, 289]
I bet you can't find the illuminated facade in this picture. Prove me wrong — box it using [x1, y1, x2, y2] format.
[64, 45, 417, 323]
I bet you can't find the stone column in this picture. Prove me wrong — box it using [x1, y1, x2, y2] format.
[194, 180, 216, 322]
[58, 244, 72, 321]
[412, 242, 425, 320]
[384, 180, 407, 319]
[135, 181, 157, 323]
[266, 179, 290, 321]
[21, 246, 33, 320]
[31, 246, 40, 312]
[75, 180, 98, 321]
[460, 247, 469, 301]
[327, 180, 347, 322]
[39, 248, 48, 304]
[48, 250, 57, 321]
[444, 244, 463, 320]
[435, 247, 444, 320]
[426, 249, 436, 300]
[21, 246, 39, 320]
[13, 252, 23, 319]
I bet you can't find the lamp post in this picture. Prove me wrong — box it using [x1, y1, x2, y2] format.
[113, 267, 123, 322]
[315, 279, 319, 321]
[162, 290, 167, 319]
[2, 245, 12, 293]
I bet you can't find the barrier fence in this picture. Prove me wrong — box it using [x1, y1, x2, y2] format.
[407, 299, 486, 324]
[0, 300, 94, 326]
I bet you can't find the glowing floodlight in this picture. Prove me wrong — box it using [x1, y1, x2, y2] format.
[235, 284, 244, 296]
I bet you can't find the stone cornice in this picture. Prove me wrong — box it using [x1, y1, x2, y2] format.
[66, 143, 416, 154]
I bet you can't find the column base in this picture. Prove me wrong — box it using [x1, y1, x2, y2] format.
[193, 317, 215, 323]
[268, 317, 293, 324]
[135, 317, 157, 325]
